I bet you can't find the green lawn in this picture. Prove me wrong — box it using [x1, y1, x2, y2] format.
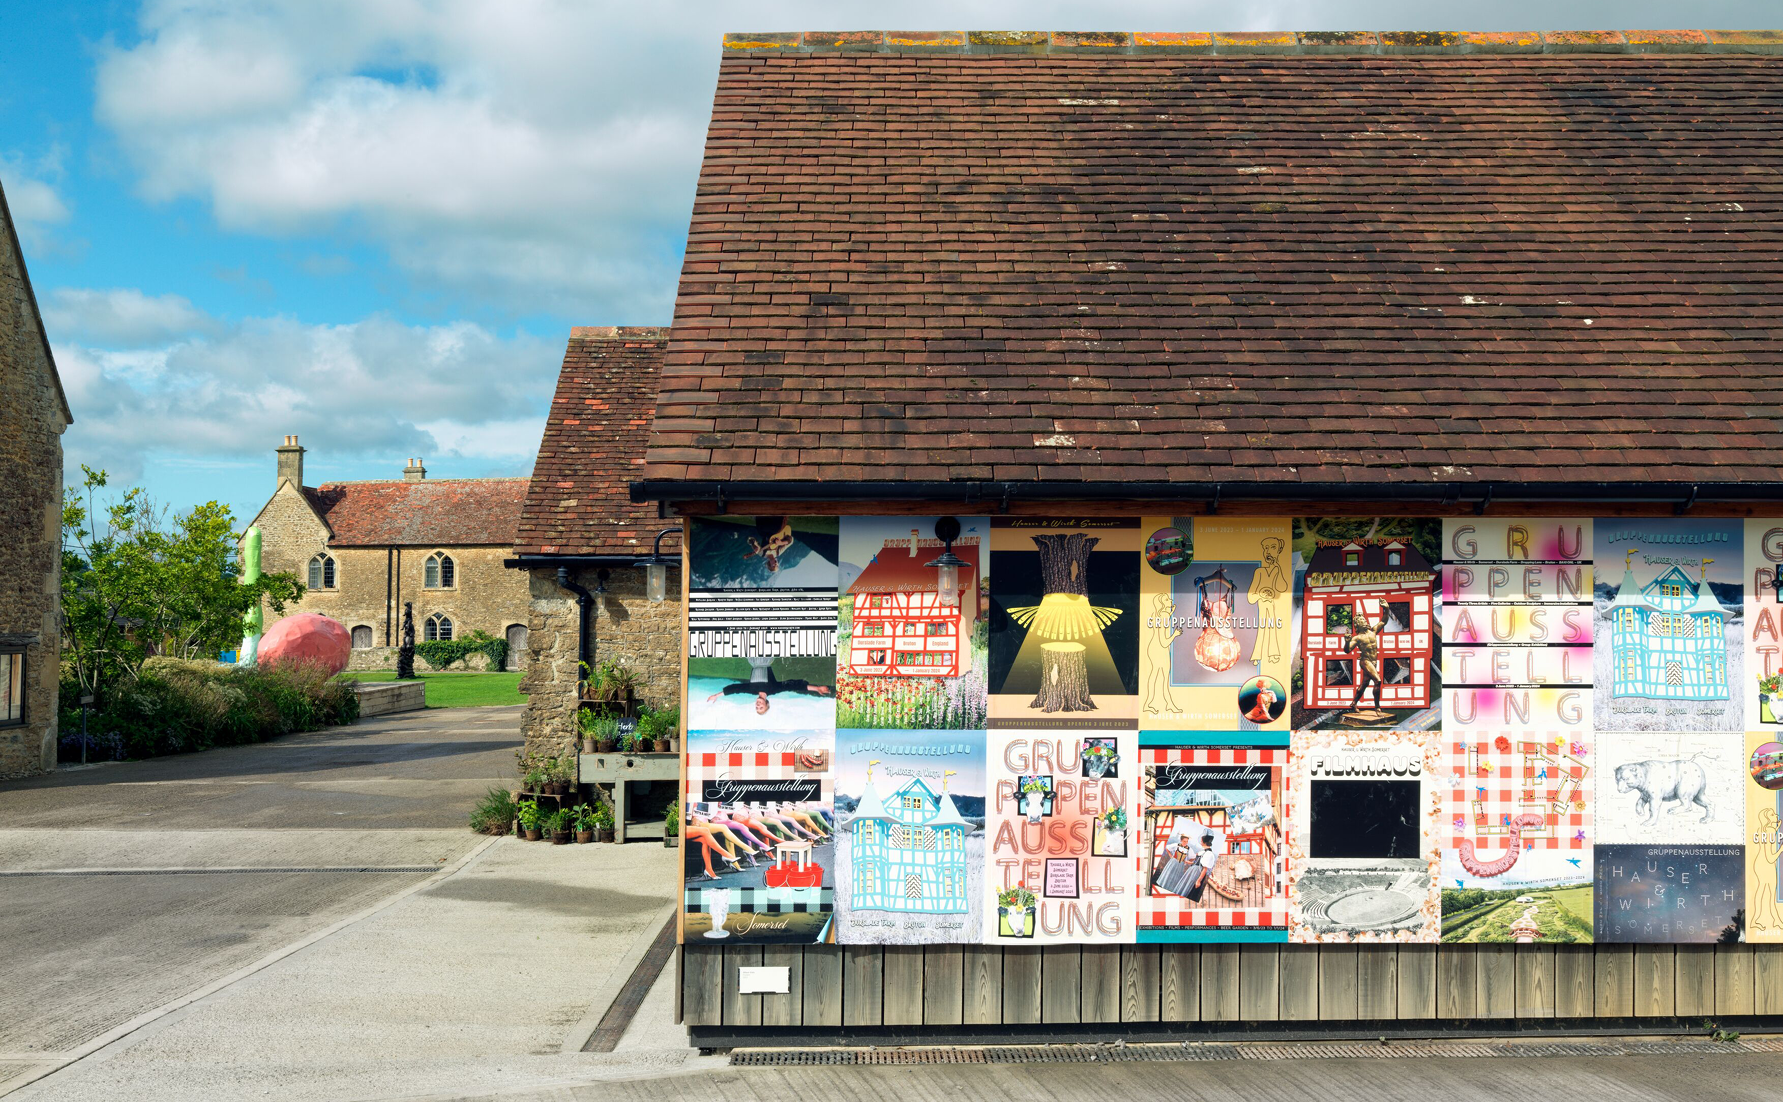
[343, 670, 526, 708]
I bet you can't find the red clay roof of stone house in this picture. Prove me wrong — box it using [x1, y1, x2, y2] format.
[643, 31, 1783, 497]
[304, 478, 527, 547]
[515, 328, 668, 556]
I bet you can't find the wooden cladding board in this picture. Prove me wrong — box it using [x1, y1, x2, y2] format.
[682, 944, 1783, 1027]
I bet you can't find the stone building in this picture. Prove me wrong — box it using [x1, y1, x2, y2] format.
[0, 179, 72, 777]
[245, 441, 531, 669]
[509, 327, 680, 758]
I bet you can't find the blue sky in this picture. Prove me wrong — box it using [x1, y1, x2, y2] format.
[4, 2, 1774, 523]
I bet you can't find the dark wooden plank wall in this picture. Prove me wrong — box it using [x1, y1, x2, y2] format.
[683, 944, 1783, 1027]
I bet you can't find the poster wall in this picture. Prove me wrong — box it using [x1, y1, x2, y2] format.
[988, 518, 1141, 729]
[1593, 520, 1741, 733]
[1292, 518, 1442, 732]
[1139, 517, 1292, 736]
[673, 515, 1783, 946]
[833, 728, 985, 943]
[684, 517, 840, 943]
[983, 730, 1135, 943]
[1136, 743, 1287, 941]
[837, 517, 987, 730]
[1285, 729, 1442, 942]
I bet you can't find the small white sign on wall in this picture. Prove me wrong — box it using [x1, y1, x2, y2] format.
[737, 966, 790, 995]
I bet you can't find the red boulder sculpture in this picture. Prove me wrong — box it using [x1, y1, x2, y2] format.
[258, 613, 352, 675]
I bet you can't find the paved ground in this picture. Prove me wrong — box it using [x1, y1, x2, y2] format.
[0, 704, 654, 1097]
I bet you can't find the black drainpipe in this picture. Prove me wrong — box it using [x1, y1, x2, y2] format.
[554, 566, 610, 676]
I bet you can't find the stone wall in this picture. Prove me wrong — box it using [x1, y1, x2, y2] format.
[246, 491, 530, 664]
[0, 193, 68, 777]
[520, 564, 682, 761]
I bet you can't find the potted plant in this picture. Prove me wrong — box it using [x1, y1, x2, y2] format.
[589, 713, 620, 754]
[517, 799, 543, 841]
[571, 803, 595, 844]
[1020, 777, 1049, 823]
[545, 754, 576, 796]
[593, 801, 616, 843]
[543, 808, 568, 844]
[522, 764, 547, 795]
[664, 799, 680, 849]
[637, 706, 676, 754]
[998, 884, 1036, 937]
[580, 659, 640, 716]
[1762, 672, 1781, 725]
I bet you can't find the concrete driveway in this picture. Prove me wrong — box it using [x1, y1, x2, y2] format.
[0, 706, 525, 1091]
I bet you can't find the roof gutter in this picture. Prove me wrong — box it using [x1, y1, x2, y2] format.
[630, 479, 1783, 515]
[504, 553, 652, 570]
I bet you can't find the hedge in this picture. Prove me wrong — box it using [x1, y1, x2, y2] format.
[414, 628, 508, 672]
[60, 658, 360, 761]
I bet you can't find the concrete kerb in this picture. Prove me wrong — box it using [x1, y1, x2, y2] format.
[561, 901, 678, 1053]
[2, 836, 502, 1099]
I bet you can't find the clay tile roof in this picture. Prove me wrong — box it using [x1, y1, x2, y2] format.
[304, 479, 527, 547]
[642, 32, 1783, 495]
[515, 328, 668, 556]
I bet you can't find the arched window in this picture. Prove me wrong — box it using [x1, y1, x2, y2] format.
[308, 553, 336, 590]
[350, 625, 373, 649]
[425, 552, 455, 589]
[424, 613, 453, 642]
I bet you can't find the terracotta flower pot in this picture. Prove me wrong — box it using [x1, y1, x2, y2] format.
[552, 830, 570, 845]
[653, 739, 670, 754]
[576, 829, 593, 844]
[599, 827, 615, 843]
[525, 828, 542, 841]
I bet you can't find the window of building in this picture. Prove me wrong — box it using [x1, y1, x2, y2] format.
[1344, 551, 1360, 567]
[858, 821, 876, 846]
[425, 552, 455, 589]
[1383, 601, 1412, 632]
[425, 613, 453, 642]
[1386, 550, 1402, 566]
[308, 553, 336, 590]
[859, 862, 877, 895]
[351, 625, 373, 649]
[1665, 661, 1683, 687]
[0, 651, 22, 726]
[1323, 658, 1354, 686]
[1324, 603, 1353, 634]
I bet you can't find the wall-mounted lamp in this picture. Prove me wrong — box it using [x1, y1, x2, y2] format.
[924, 516, 967, 609]
[644, 527, 681, 603]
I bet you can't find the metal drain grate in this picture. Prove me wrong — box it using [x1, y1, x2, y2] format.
[730, 1035, 1780, 1067]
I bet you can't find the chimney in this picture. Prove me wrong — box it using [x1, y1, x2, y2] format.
[403, 457, 427, 482]
[276, 435, 305, 489]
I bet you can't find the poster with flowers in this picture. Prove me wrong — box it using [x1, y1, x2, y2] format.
[837, 517, 987, 730]
[1745, 520, 1783, 730]
[1138, 517, 1292, 736]
[982, 730, 1135, 943]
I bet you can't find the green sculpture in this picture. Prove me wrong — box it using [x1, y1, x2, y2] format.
[238, 525, 263, 666]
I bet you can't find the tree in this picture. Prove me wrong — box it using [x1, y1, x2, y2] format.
[61, 467, 304, 706]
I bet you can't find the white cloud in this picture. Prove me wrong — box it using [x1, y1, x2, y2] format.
[42, 287, 217, 346]
[54, 297, 555, 487]
[2, 154, 72, 252]
[91, 0, 1294, 320]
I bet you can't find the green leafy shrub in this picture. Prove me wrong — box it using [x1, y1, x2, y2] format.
[665, 799, 679, 836]
[516, 800, 543, 831]
[71, 659, 359, 760]
[575, 708, 622, 742]
[470, 787, 517, 835]
[415, 629, 508, 672]
[635, 705, 680, 743]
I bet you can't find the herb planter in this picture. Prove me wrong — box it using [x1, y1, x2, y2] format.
[581, 737, 595, 754]
[599, 827, 615, 843]
[597, 739, 615, 753]
[576, 829, 593, 844]
[551, 829, 570, 845]
[525, 828, 542, 841]
[653, 738, 670, 754]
